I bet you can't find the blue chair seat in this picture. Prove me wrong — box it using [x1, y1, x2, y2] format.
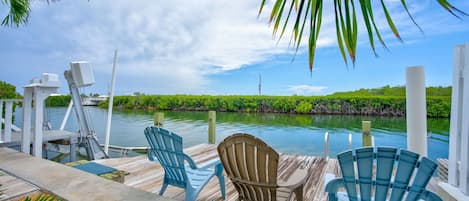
[185, 166, 216, 189]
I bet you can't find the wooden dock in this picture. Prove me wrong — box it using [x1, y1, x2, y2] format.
[95, 144, 339, 201]
[0, 144, 443, 201]
[0, 170, 40, 201]
[95, 144, 443, 201]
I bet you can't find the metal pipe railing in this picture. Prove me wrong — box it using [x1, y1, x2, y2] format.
[348, 133, 352, 149]
[324, 132, 329, 160]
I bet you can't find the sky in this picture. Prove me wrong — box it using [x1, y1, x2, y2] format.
[1, 0, 468, 96]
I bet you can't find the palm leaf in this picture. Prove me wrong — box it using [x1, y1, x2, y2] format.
[258, 0, 467, 72]
[359, 0, 378, 56]
[258, 0, 267, 16]
[276, 0, 295, 43]
[272, 0, 287, 36]
[380, 0, 401, 41]
[270, 0, 284, 23]
[295, 0, 312, 52]
[308, 0, 322, 70]
[400, 0, 423, 33]
[1, 0, 30, 27]
[436, 0, 468, 19]
[334, 0, 348, 67]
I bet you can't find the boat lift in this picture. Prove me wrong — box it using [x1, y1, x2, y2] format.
[62, 61, 108, 160]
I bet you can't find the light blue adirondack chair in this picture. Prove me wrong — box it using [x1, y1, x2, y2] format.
[144, 126, 226, 201]
[325, 147, 442, 201]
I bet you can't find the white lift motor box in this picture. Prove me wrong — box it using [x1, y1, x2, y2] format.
[40, 73, 60, 87]
[70, 61, 95, 87]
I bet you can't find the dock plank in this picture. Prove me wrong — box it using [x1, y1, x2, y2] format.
[96, 144, 335, 201]
[95, 144, 440, 201]
[0, 171, 40, 201]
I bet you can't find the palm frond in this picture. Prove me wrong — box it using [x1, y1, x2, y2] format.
[1, 0, 30, 27]
[258, 0, 467, 72]
[436, 0, 468, 19]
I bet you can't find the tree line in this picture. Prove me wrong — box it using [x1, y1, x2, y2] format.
[41, 86, 452, 118]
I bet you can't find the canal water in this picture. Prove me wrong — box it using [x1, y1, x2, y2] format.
[14, 106, 449, 160]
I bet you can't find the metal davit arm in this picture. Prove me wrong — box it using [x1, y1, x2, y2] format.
[64, 70, 108, 160]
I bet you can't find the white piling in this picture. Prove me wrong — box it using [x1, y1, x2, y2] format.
[448, 44, 469, 195]
[104, 50, 118, 155]
[405, 66, 428, 156]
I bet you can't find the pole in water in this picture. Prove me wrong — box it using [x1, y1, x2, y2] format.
[104, 50, 118, 155]
[154, 112, 164, 127]
[258, 74, 262, 96]
[208, 111, 216, 144]
[362, 121, 372, 147]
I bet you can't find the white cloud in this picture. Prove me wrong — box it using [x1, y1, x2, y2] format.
[24, 0, 333, 94]
[287, 85, 327, 95]
[2, 0, 468, 94]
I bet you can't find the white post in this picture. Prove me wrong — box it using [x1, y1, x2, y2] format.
[448, 45, 465, 188]
[104, 50, 118, 154]
[459, 43, 469, 195]
[405, 66, 428, 156]
[0, 100, 3, 126]
[33, 87, 44, 157]
[0, 100, 2, 142]
[449, 44, 469, 195]
[21, 88, 33, 154]
[4, 101, 13, 142]
[60, 100, 73, 130]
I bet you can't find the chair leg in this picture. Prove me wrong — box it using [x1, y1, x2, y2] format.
[217, 173, 226, 199]
[159, 183, 168, 195]
[185, 187, 197, 201]
[215, 164, 226, 199]
[293, 184, 303, 201]
[327, 193, 338, 201]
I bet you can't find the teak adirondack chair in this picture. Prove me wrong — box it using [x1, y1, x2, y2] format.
[325, 147, 442, 201]
[144, 126, 226, 201]
[217, 133, 308, 201]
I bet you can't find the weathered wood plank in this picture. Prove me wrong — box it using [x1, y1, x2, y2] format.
[437, 158, 449, 182]
[97, 144, 334, 201]
[0, 171, 40, 201]
[96, 144, 440, 201]
[0, 147, 170, 201]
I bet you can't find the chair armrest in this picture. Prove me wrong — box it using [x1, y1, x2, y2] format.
[324, 176, 345, 201]
[147, 149, 157, 161]
[183, 153, 198, 169]
[196, 158, 221, 170]
[278, 168, 308, 189]
[325, 177, 344, 193]
[324, 173, 337, 189]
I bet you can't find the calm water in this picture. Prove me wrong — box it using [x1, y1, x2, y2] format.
[14, 107, 449, 160]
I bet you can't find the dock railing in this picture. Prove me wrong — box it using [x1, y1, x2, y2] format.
[324, 132, 329, 160]
[0, 99, 22, 142]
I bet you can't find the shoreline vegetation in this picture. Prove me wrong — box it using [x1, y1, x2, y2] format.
[44, 86, 452, 118]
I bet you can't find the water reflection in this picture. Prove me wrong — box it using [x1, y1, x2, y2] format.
[13, 107, 449, 160]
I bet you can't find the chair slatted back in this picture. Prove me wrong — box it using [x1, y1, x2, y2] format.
[144, 127, 187, 188]
[218, 133, 279, 201]
[337, 147, 437, 201]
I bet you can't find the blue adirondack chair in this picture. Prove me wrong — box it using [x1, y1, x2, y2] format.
[144, 126, 226, 201]
[325, 147, 442, 201]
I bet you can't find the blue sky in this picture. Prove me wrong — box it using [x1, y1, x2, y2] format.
[1, 1, 468, 96]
